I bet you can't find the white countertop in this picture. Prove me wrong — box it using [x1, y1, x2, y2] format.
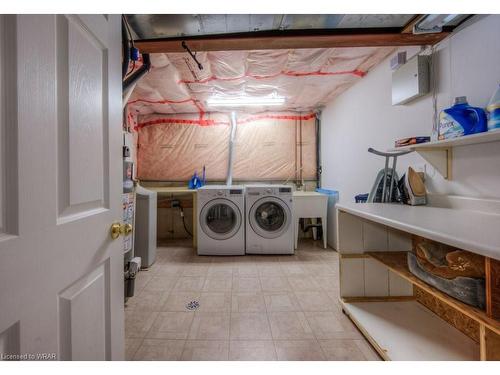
[337, 202, 500, 260]
[293, 191, 326, 197]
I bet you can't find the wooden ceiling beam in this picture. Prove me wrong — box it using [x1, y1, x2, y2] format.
[401, 15, 425, 34]
[135, 31, 450, 53]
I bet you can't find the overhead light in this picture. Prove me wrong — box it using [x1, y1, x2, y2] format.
[206, 93, 285, 107]
[413, 14, 463, 34]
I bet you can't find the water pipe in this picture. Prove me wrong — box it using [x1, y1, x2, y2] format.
[226, 111, 237, 186]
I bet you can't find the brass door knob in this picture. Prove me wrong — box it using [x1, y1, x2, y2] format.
[121, 223, 133, 236]
[110, 222, 133, 240]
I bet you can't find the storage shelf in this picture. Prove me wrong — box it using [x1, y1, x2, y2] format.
[341, 300, 479, 360]
[366, 251, 500, 336]
[392, 129, 500, 151]
[337, 203, 500, 260]
[389, 129, 500, 179]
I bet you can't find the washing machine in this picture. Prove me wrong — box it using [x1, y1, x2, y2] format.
[197, 185, 245, 256]
[245, 185, 294, 254]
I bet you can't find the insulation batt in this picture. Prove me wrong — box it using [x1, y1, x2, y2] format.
[127, 47, 394, 115]
[136, 112, 317, 181]
[127, 47, 394, 181]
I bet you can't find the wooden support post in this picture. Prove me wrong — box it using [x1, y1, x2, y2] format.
[480, 324, 500, 361]
[486, 257, 500, 320]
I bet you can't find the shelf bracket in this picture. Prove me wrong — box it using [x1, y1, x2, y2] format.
[415, 147, 452, 180]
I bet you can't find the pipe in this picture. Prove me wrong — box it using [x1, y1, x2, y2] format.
[123, 53, 151, 93]
[122, 17, 131, 80]
[226, 111, 237, 186]
[122, 81, 138, 109]
[315, 113, 321, 187]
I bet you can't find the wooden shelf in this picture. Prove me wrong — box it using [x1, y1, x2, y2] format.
[341, 300, 479, 360]
[390, 129, 500, 179]
[366, 251, 500, 336]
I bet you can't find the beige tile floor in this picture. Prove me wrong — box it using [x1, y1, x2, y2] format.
[125, 239, 380, 361]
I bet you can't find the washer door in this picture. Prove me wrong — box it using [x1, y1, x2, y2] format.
[249, 196, 291, 239]
[200, 198, 242, 240]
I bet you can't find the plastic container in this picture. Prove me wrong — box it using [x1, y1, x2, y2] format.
[438, 96, 487, 140]
[316, 188, 339, 250]
[188, 171, 202, 189]
[487, 84, 500, 131]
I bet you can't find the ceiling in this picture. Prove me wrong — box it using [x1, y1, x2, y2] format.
[125, 14, 470, 117]
[127, 46, 395, 116]
[127, 14, 417, 39]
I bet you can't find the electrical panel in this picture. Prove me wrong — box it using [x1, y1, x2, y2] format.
[392, 55, 430, 105]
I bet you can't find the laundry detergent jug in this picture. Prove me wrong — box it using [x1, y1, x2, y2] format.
[438, 96, 487, 140]
[487, 84, 500, 131]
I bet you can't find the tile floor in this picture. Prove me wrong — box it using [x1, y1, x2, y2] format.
[125, 239, 380, 361]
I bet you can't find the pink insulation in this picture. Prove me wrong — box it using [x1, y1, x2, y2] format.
[136, 112, 316, 182]
[128, 46, 394, 181]
[127, 47, 394, 116]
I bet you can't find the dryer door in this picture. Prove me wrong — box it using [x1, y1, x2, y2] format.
[249, 196, 291, 239]
[200, 198, 242, 240]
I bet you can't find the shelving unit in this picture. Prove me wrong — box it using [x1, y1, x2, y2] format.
[367, 251, 500, 336]
[390, 129, 500, 179]
[341, 300, 479, 360]
[336, 203, 500, 361]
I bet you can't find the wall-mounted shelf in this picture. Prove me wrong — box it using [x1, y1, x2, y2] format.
[390, 129, 500, 179]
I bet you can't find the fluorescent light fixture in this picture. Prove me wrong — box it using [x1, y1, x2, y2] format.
[413, 14, 463, 34]
[206, 93, 285, 107]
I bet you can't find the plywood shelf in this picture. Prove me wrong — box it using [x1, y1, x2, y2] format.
[341, 300, 479, 360]
[366, 251, 500, 336]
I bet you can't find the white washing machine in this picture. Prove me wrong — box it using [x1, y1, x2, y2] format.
[245, 184, 294, 254]
[197, 185, 245, 256]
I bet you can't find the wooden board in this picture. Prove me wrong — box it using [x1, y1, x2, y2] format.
[342, 296, 415, 303]
[480, 325, 500, 361]
[415, 287, 480, 342]
[341, 300, 479, 360]
[366, 251, 500, 335]
[486, 258, 500, 320]
[135, 31, 449, 53]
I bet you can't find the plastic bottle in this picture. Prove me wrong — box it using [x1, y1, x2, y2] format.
[438, 96, 487, 140]
[487, 84, 500, 131]
[188, 171, 202, 189]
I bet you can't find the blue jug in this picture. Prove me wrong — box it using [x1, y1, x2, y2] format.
[438, 96, 487, 140]
[188, 171, 202, 189]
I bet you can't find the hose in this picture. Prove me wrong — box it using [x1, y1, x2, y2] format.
[121, 16, 130, 79]
[179, 206, 193, 238]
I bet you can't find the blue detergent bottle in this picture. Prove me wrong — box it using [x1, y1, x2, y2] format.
[438, 96, 487, 140]
[188, 171, 202, 189]
[487, 84, 500, 131]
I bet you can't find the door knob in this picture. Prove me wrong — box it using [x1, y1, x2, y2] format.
[110, 222, 133, 240]
[121, 223, 133, 236]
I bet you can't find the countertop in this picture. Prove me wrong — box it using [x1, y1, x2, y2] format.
[144, 187, 328, 197]
[145, 186, 195, 194]
[293, 191, 326, 197]
[336, 202, 500, 260]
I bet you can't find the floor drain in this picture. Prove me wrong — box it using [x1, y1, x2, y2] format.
[186, 301, 200, 310]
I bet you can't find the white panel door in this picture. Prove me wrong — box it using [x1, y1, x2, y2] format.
[0, 14, 123, 360]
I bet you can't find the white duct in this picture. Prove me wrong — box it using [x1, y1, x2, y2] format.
[226, 111, 237, 186]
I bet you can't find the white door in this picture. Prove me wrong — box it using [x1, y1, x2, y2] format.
[0, 14, 123, 360]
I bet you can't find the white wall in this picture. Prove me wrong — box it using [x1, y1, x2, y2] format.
[320, 15, 500, 203]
